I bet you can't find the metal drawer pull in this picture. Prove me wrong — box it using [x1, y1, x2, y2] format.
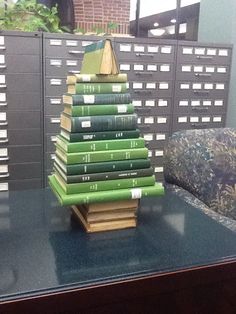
[136, 107, 151, 113]
[192, 107, 209, 111]
[195, 73, 212, 77]
[135, 71, 153, 76]
[69, 50, 84, 54]
[0, 138, 8, 143]
[0, 103, 7, 106]
[0, 47, 6, 50]
[0, 85, 6, 89]
[0, 173, 9, 178]
[196, 56, 213, 60]
[134, 90, 152, 95]
[0, 122, 7, 126]
[193, 90, 209, 94]
[68, 70, 80, 74]
[191, 123, 207, 128]
[136, 53, 154, 57]
[0, 156, 9, 161]
[0, 65, 6, 69]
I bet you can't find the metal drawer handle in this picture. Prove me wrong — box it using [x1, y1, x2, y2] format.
[0, 156, 9, 161]
[69, 50, 84, 54]
[136, 107, 151, 113]
[192, 107, 209, 111]
[193, 90, 209, 94]
[0, 65, 6, 69]
[135, 71, 153, 76]
[136, 53, 154, 57]
[0, 85, 7, 89]
[191, 123, 207, 128]
[196, 56, 213, 60]
[0, 47, 6, 50]
[0, 138, 8, 143]
[0, 173, 9, 178]
[68, 70, 80, 74]
[134, 90, 152, 95]
[0, 122, 7, 126]
[0, 103, 7, 106]
[195, 73, 212, 77]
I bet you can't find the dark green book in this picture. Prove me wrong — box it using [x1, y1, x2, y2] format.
[60, 113, 137, 133]
[60, 129, 140, 142]
[56, 135, 145, 153]
[49, 175, 164, 206]
[55, 171, 156, 194]
[54, 162, 154, 183]
[64, 103, 134, 116]
[55, 146, 148, 164]
[55, 156, 151, 175]
[63, 93, 131, 105]
[67, 82, 128, 94]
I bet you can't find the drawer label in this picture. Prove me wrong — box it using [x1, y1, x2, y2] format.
[50, 79, 62, 85]
[155, 150, 164, 156]
[66, 60, 78, 66]
[50, 59, 62, 66]
[132, 100, 142, 107]
[0, 112, 6, 121]
[0, 36, 4, 46]
[156, 134, 166, 140]
[0, 129, 7, 138]
[0, 164, 8, 173]
[147, 46, 158, 53]
[66, 40, 78, 47]
[159, 82, 169, 89]
[120, 64, 130, 71]
[157, 117, 167, 124]
[214, 100, 223, 106]
[146, 83, 156, 89]
[144, 134, 153, 141]
[0, 148, 8, 156]
[207, 48, 216, 56]
[191, 100, 200, 106]
[144, 117, 154, 124]
[160, 64, 170, 72]
[154, 167, 163, 173]
[213, 116, 222, 122]
[190, 117, 199, 123]
[218, 49, 228, 56]
[178, 117, 187, 123]
[134, 45, 145, 52]
[50, 98, 61, 105]
[145, 100, 155, 106]
[50, 39, 62, 46]
[0, 93, 6, 102]
[161, 46, 171, 54]
[134, 64, 144, 71]
[120, 44, 131, 52]
[182, 65, 191, 72]
[0, 75, 6, 84]
[0, 182, 8, 191]
[147, 64, 157, 71]
[203, 100, 212, 106]
[217, 67, 227, 73]
[195, 47, 205, 55]
[158, 99, 168, 107]
[179, 100, 188, 106]
[0, 55, 5, 64]
[202, 117, 210, 122]
[182, 47, 193, 54]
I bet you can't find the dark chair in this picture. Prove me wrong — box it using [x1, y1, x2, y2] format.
[164, 128, 236, 230]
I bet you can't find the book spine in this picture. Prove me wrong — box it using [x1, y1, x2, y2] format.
[68, 104, 134, 116]
[56, 136, 145, 153]
[61, 175, 156, 194]
[61, 129, 140, 142]
[70, 114, 137, 132]
[49, 175, 164, 206]
[57, 147, 148, 164]
[74, 74, 128, 83]
[65, 167, 154, 183]
[56, 157, 151, 175]
[75, 83, 128, 94]
[68, 93, 131, 105]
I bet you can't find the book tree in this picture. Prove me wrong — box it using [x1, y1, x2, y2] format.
[49, 39, 164, 233]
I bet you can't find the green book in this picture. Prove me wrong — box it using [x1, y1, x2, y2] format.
[54, 162, 154, 183]
[56, 135, 145, 153]
[63, 93, 131, 105]
[64, 103, 134, 116]
[67, 82, 128, 95]
[66, 73, 127, 84]
[55, 171, 156, 194]
[56, 146, 148, 165]
[55, 156, 151, 175]
[49, 175, 164, 206]
[60, 129, 140, 142]
[60, 113, 137, 133]
[80, 39, 119, 75]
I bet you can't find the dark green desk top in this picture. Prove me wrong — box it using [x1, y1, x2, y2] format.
[0, 188, 235, 302]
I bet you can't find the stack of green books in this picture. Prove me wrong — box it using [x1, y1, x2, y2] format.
[49, 40, 164, 232]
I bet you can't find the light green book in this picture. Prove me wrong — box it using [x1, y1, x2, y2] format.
[55, 171, 156, 194]
[64, 103, 134, 116]
[66, 73, 127, 84]
[49, 175, 164, 206]
[55, 146, 148, 165]
[67, 82, 128, 95]
[56, 135, 145, 153]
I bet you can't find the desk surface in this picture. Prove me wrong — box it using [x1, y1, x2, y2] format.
[0, 188, 236, 303]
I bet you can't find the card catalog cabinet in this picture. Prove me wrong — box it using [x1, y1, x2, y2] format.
[43, 33, 100, 185]
[114, 37, 176, 181]
[0, 31, 43, 192]
[173, 41, 232, 132]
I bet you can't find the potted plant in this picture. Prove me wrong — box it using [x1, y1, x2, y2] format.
[0, 0, 63, 32]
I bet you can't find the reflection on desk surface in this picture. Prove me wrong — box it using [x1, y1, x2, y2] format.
[0, 188, 235, 301]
